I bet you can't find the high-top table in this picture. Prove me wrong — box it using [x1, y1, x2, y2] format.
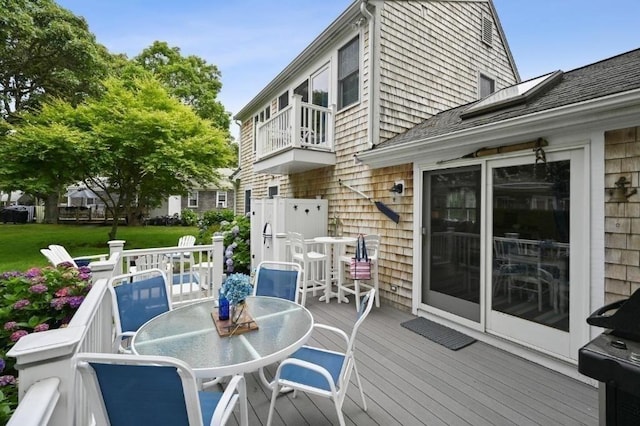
[314, 236, 357, 303]
[131, 296, 314, 379]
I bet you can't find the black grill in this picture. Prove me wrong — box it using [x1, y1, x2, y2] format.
[579, 289, 640, 425]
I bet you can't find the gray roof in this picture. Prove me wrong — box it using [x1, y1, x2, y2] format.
[376, 48, 640, 150]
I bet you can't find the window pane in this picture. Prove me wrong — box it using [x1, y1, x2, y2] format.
[278, 91, 289, 110]
[311, 68, 329, 107]
[480, 74, 495, 98]
[294, 80, 309, 103]
[338, 37, 359, 109]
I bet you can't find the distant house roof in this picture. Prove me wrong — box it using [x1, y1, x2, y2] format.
[374, 48, 640, 151]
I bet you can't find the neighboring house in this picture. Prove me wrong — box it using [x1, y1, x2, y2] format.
[358, 48, 640, 379]
[149, 168, 236, 217]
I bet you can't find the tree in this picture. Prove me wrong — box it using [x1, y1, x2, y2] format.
[134, 41, 231, 135]
[0, 0, 109, 122]
[2, 74, 232, 238]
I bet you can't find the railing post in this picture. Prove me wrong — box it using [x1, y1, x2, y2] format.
[8, 327, 84, 426]
[212, 235, 224, 292]
[291, 94, 302, 148]
[108, 240, 126, 274]
[328, 103, 336, 151]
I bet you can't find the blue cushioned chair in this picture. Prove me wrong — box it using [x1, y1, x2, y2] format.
[108, 268, 171, 353]
[76, 353, 248, 426]
[253, 261, 302, 388]
[266, 288, 376, 426]
[253, 261, 302, 303]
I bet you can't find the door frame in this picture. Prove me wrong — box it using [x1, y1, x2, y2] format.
[414, 144, 591, 362]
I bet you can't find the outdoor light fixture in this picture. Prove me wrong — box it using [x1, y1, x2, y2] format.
[609, 176, 637, 202]
[390, 182, 404, 195]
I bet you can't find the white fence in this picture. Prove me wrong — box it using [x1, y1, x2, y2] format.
[7, 236, 225, 425]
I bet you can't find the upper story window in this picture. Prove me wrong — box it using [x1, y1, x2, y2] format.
[278, 91, 289, 110]
[216, 191, 227, 208]
[268, 185, 278, 199]
[338, 36, 359, 109]
[294, 80, 309, 103]
[187, 191, 198, 208]
[479, 73, 495, 99]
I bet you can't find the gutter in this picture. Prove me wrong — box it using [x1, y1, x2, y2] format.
[357, 88, 640, 168]
[360, 0, 375, 149]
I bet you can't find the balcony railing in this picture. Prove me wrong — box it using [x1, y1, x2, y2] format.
[7, 237, 225, 425]
[256, 95, 335, 161]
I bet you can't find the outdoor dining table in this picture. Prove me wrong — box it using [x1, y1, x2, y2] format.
[131, 295, 314, 379]
[314, 235, 357, 303]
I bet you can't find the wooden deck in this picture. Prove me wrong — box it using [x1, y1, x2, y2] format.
[225, 297, 598, 425]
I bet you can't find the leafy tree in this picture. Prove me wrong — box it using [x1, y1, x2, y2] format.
[0, 0, 109, 121]
[134, 41, 231, 134]
[2, 75, 233, 238]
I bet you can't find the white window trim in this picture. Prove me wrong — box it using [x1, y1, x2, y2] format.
[187, 191, 198, 208]
[216, 191, 227, 208]
[336, 34, 362, 111]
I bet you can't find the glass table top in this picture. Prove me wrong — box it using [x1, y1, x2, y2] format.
[131, 295, 313, 377]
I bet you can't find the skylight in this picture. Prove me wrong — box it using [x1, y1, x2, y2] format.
[462, 71, 562, 118]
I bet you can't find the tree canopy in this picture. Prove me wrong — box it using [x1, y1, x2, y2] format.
[134, 41, 231, 133]
[0, 0, 109, 122]
[2, 74, 232, 238]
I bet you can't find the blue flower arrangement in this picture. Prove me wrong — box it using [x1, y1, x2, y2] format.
[220, 273, 252, 305]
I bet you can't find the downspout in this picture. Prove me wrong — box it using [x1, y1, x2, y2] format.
[360, 0, 375, 149]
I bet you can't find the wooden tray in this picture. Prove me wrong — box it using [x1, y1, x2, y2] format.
[211, 305, 259, 337]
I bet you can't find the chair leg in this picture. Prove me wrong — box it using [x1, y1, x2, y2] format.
[266, 381, 280, 426]
[352, 360, 368, 411]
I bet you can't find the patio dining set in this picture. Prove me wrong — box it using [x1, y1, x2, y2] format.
[38, 233, 382, 425]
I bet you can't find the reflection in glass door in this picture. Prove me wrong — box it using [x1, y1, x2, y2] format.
[491, 160, 570, 332]
[422, 167, 481, 322]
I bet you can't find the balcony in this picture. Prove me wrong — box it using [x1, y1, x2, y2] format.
[254, 95, 336, 175]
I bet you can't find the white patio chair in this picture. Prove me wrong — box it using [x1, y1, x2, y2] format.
[266, 288, 376, 426]
[40, 248, 64, 266]
[337, 234, 381, 310]
[108, 268, 172, 353]
[288, 232, 327, 306]
[76, 352, 248, 426]
[169, 234, 197, 265]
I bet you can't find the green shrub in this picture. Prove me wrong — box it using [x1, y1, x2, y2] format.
[0, 264, 92, 423]
[181, 209, 198, 227]
[220, 215, 251, 275]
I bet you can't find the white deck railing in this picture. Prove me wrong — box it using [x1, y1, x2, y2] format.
[7, 236, 225, 425]
[256, 95, 335, 160]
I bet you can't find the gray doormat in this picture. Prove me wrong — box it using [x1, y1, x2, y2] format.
[401, 317, 476, 351]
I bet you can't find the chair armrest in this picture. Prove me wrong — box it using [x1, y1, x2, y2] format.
[211, 375, 245, 426]
[276, 358, 338, 393]
[74, 254, 108, 262]
[312, 323, 349, 346]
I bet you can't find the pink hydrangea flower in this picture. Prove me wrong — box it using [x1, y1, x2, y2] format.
[13, 299, 30, 309]
[34, 323, 50, 332]
[55, 287, 71, 297]
[29, 283, 48, 294]
[10, 330, 28, 342]
[4, 321, 17, 331]
[0, 375, 16, 386]
[51, 297, 68, 310]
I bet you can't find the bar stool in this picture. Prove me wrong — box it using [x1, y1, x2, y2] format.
[288, 232, 327, 306]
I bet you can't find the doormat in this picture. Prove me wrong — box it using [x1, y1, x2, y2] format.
[400, 318, 476, 351]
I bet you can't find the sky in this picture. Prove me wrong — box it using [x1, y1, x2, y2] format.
[56, 0, 640, 138]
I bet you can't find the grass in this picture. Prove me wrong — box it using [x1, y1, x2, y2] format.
[0, 223, 200, 272]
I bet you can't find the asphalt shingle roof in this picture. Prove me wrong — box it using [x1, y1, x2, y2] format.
[376, 48, 640, 149]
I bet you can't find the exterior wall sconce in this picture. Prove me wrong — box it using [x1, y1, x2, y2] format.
[609, 176, 637, 202]
[390, 181, 404, 195]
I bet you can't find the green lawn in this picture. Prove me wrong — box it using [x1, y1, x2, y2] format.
[0, 223, 200, 272]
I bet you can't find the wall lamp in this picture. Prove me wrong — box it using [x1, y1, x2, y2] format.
[609, 176, 637, 202]
[390, 181, 404, 195]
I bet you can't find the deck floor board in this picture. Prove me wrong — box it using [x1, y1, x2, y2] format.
[222, 297, 597, 425]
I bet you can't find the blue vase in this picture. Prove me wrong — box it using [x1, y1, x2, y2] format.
[218, 291, 229, 320]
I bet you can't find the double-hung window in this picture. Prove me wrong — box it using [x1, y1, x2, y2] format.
[338, 36, 360, 109]
[187, 191, 198, 208]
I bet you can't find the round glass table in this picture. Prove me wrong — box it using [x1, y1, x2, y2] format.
[131, 296, 314, 379]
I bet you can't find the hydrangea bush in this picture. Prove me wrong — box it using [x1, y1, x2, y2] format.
[220, 215, 250, 275]
[220, 273, 252, 305]
[0, 263, 92, 423]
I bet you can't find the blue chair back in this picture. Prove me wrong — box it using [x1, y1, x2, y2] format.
[89, 362, 190, 425]
[114, 274, 170, 333]
[255, 268, 298, 301]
